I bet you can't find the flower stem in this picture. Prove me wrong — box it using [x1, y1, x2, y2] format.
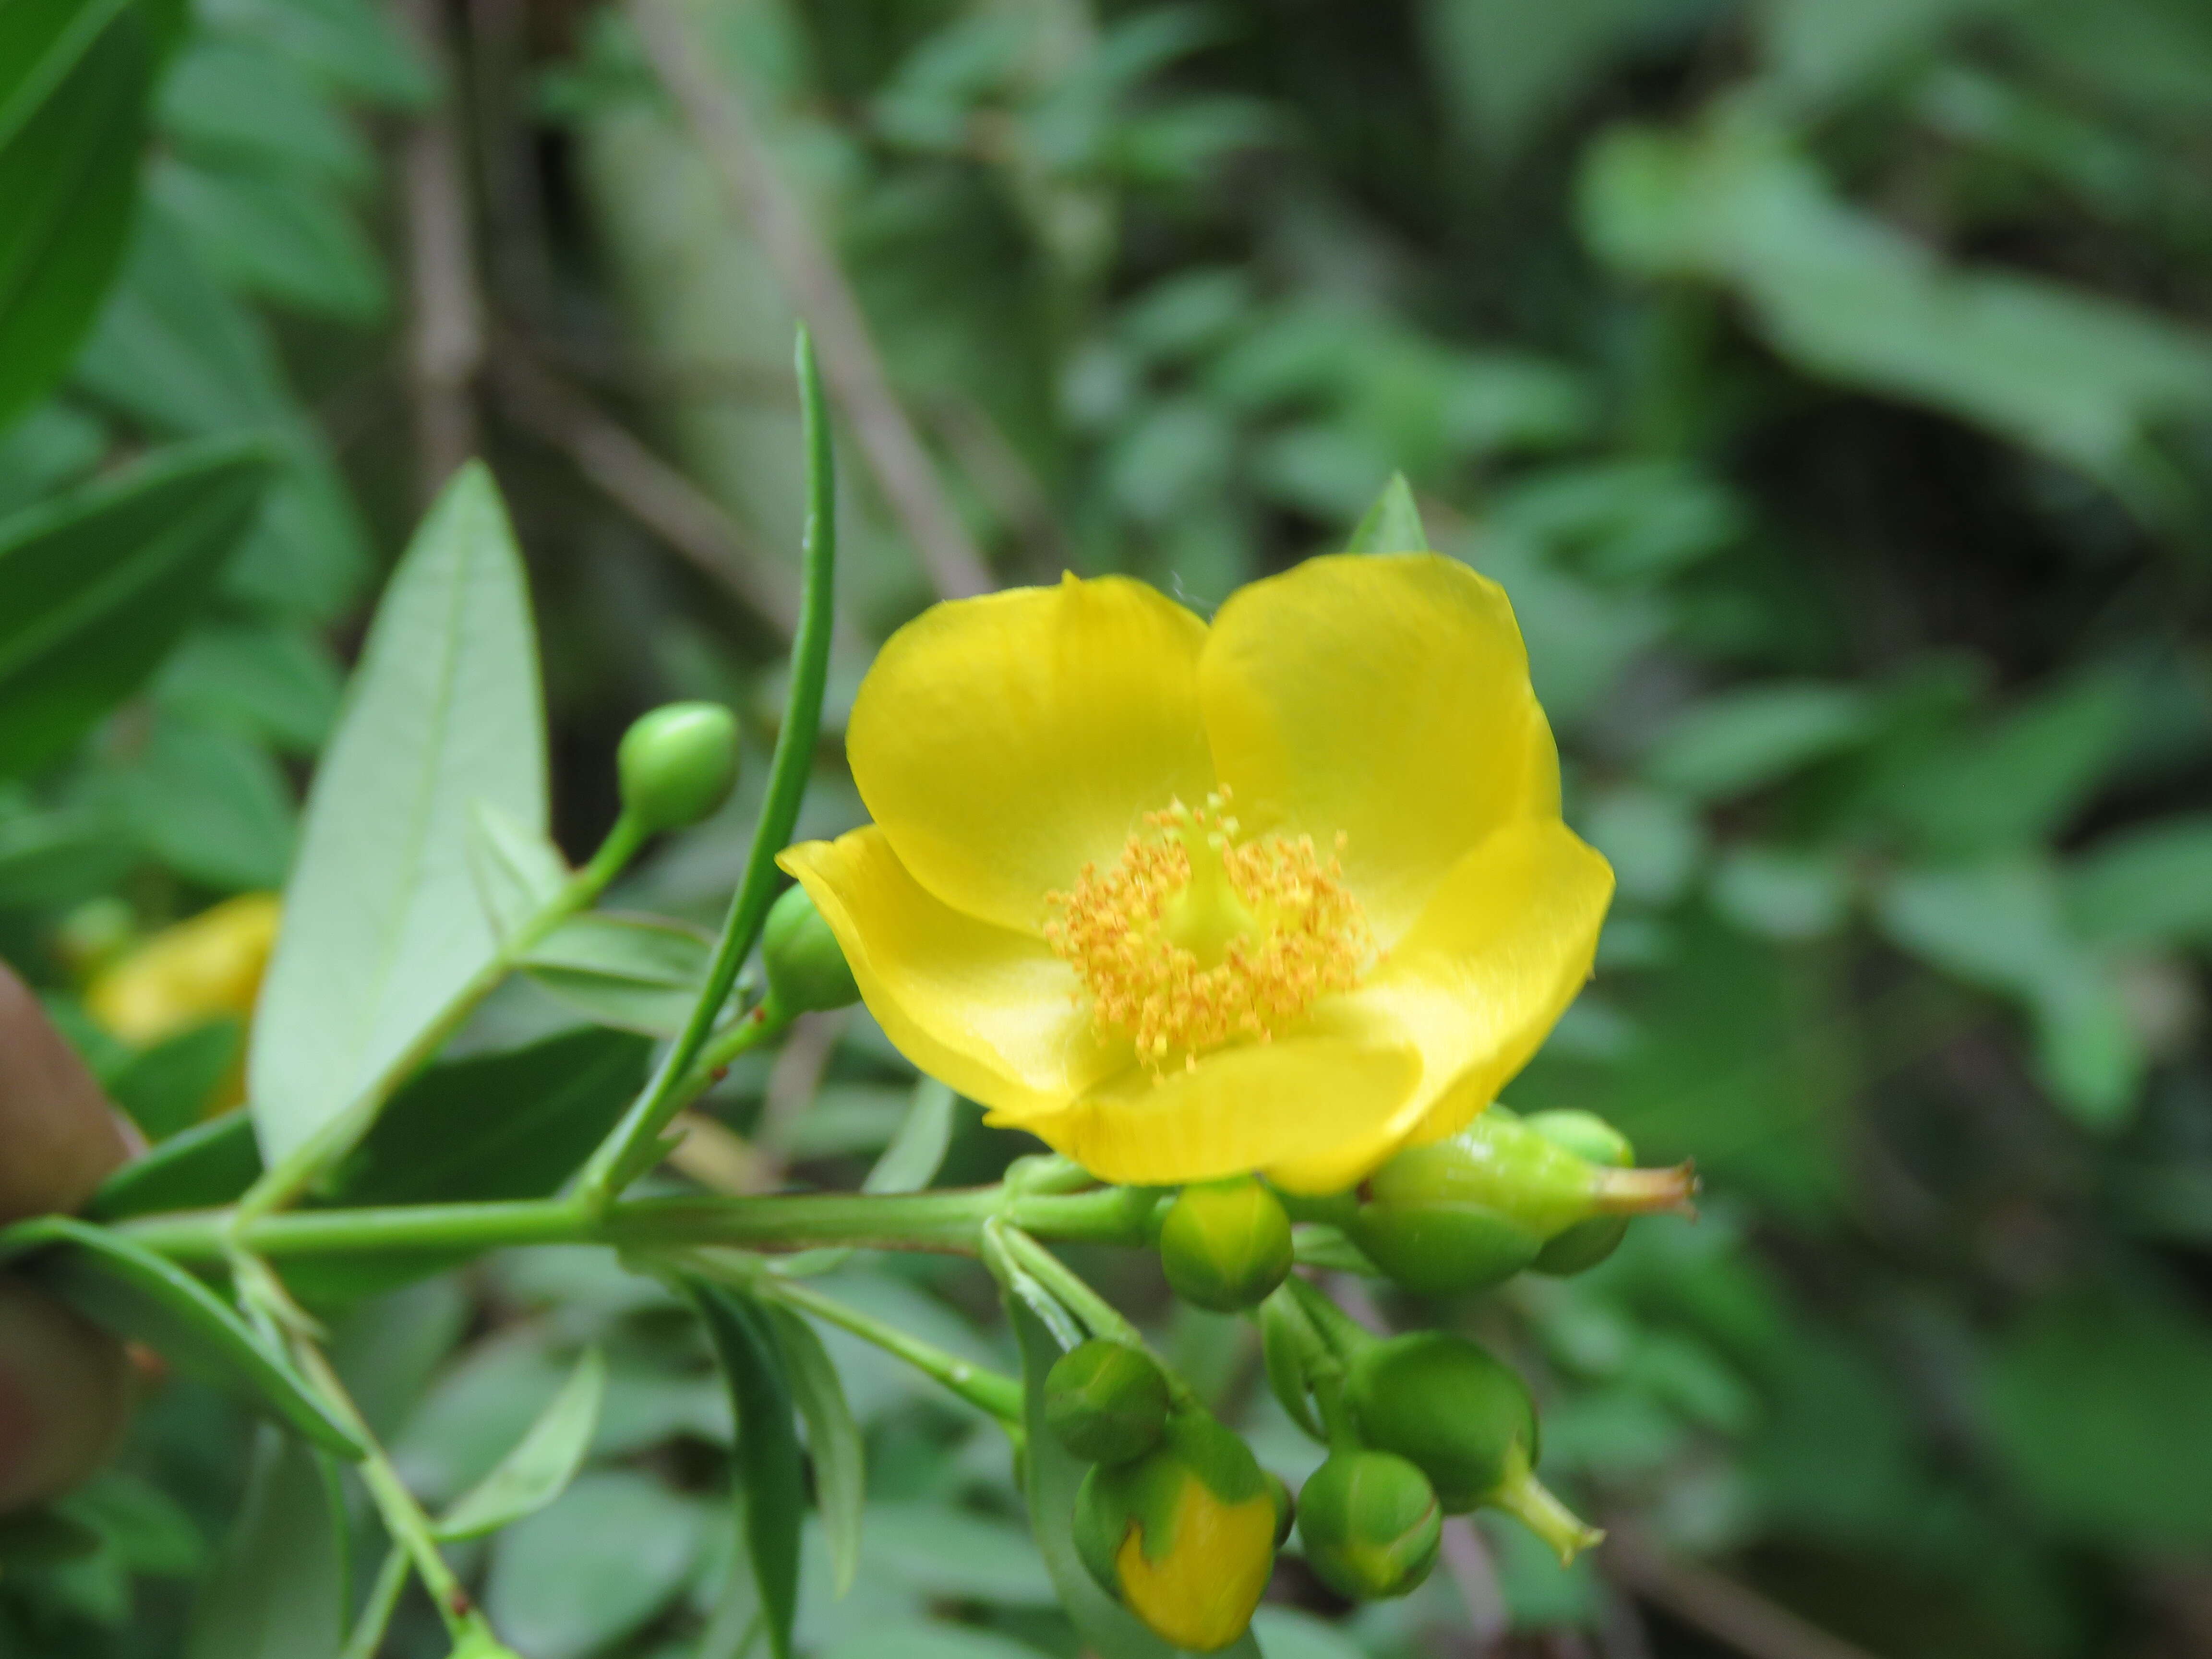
[338, 1546, 412, 1659]
[1486, 1444, 1604, 1566]
[577, 328, 839, 1214]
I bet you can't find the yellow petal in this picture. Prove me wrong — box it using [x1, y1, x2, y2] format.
[847, 575, 1215, 934]
[1266, 817, 1613, 1190]
[1115, 1479, 1276, 1653]
[998, 1036, 1420, 1190]
[779, 830, 1123, 1118]
[1201, 553, 1560, 944]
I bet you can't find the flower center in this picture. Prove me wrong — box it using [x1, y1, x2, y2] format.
[1045, 788, 1373, 1067]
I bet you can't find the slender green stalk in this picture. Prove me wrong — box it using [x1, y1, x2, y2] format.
[672, 1248, 1022, 1421]
[338, 1546, 412, 1659]
[124, 1184, 1166, 1269]
[579, 327, 839, 1210]
[289, 1339, 479, 1642]
[993, 1224, 1143, 1348]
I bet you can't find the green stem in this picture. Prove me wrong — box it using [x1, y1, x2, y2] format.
[338, 1546, 412, 1659]
[1263, 1282, 1358, 1450]
[1486, 1445, 1604, 1566]
[290, 1340, 479, 1642]
[578, 327, 839, 1212]
[234, 811, 647, 1226]
[993, 1224, 1143, 1348]
[675, 1250, 1022, 1421]
[119, 1183, 1163, 1267]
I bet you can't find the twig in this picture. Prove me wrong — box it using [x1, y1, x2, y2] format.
[625, 0, 993, 601]
[490, 345, 809, 640]
[1603, 1527, 1887, 1659]
[390, 0, 484, 498]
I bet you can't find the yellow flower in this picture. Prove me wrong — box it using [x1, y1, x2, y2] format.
[87, 893, 281, 1046]
[779, 555, 1613, 1192]
[1112, 1466, 1278, 1651]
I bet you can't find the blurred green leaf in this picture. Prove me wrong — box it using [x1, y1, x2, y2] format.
[1582, 116, 2212, 489]
[183, 1430, 347, 1659]
[0, 0, 168, 430]
[152, 156, 386, 323]
[84, 1108, 260, 1221]
[251, 460, 545, 1168]
[483, 1470, 703, 1659]
[436, 1347, 607, 1542]
[0, 437, 272, 782]
[695, 1285, 804, 1659]
[0, 1214, 364, 1457]
[107, 1017, 241, 1141]
[1982, 1293, 2212, 1548]
[120, 714, 296, 891]
[765, 1306, 865, 1597]
[2068, 815, 2212, 946]
[1644, 683, 1872, 800]
[154, 614, 344, 756]
[863, 1077, 957, 1195]
[156, 33, 372, 185]
[522, 912, 713, 1038]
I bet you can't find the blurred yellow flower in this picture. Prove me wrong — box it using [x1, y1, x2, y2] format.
[87, 893, 281, 1048]
[780, 555, 1613, 1192]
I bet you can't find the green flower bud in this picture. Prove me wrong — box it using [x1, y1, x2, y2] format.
[1350, 1107, 1694, 1296]
[1296, 1450, 1441, 1600]
[1346, 1332, 1601, 1564]
[1524, 1110, 1633, 1275]
[761, 884, 860, 1017]
[616, 702, 740, 833]
[1159, 1177, 1293, 1311]
[1071, 1410, 1278, 1652]
[1046, 1338, 1170, 1465]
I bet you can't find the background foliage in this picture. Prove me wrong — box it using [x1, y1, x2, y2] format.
[5, 0, 2212, 1655]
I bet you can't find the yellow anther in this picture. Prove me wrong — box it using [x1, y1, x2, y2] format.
[1044, 788, 1371, 1066]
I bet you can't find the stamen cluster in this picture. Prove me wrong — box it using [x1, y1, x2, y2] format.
[1045, 790, 1372, 1066]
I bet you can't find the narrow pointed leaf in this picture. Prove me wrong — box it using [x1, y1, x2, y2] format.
[693, 1283, 804, 1659]
[765, 1304, 865, 1596]
[251, 461, 546, 1168]
[864, 1078, 957, 1195]
[1346, 471, 1430, 553]
[522, 913, 713, 1037]
[435, 1347, 606, 1541]
[0, 1215, 364, 1458]
[0, 438, 273, 781]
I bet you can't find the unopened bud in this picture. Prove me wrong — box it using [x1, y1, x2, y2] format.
[1071, 1410, 1277, 1652]
[1524, 1110, 1634, 1275]
[616, 702, 740, 833]
[1046, 1339, 1169, 1466]
[1296, 1449, 1441, 1600]
[761, 884, 860, 1018]
[1350, 1107, 1694, 1296]
[1159, 1177, 1292, 1312]
[1346, 1331, 1599, 1564]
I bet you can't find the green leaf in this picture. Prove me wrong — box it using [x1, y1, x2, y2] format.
[0, 0, 166, 430]
[468, 801, 568, 943]
[250, 460, 546, 1170]
[522, 913, 713, 1037]
[184, 1428, 349, 1659]
[1981, 1292, 2212, 1548]
[864, 1077, 958, 1195]
[436, 1347, 607, 1542]
[1643, 683, 1872, 800]
[1004, 1295, 1261, 1659]
[154, 614, 344, 755]
[695, 1284, 805, 1659]
[152, 155, 387, 324]
[329, 1027, 652, 1208]
[84, 1108, 260, 1221]
[107, 1017, 242, 1141]
[0, 437, 273, 782]
[120, 714, 297, 890]
[1345, 470, 1431, 553]
[482, 1470, 702, 1659]
[765, 1305, 866, 1596]
[0, 804, 134, 907]
[2068, 815, 2212, 946]
[0, 1214, 364, 1458]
